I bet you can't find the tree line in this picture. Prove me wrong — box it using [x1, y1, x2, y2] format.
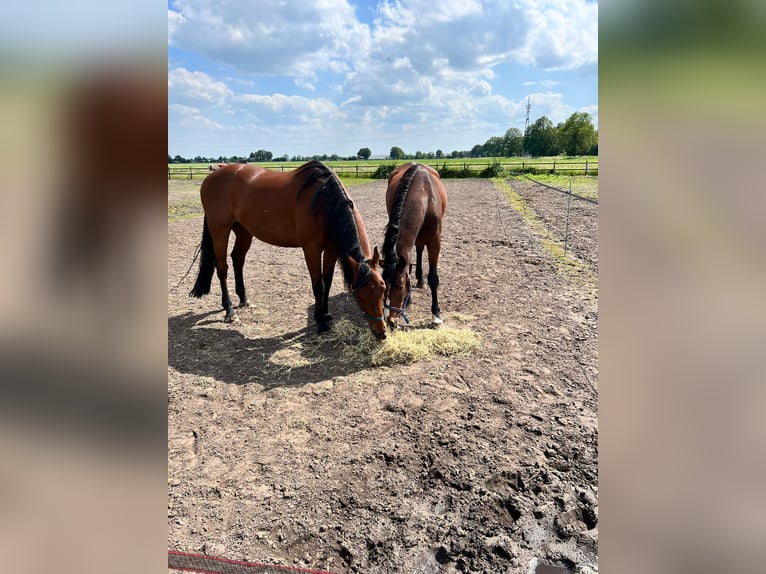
[169, 112, 597, 164]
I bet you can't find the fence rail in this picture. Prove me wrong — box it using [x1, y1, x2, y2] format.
[169, 160, 597, 180]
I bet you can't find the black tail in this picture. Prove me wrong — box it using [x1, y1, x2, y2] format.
[189, 217, 216, 298]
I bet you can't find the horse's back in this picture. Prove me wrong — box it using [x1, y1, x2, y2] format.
[199, 163, 317, 248]
[388, 162, 446, 216]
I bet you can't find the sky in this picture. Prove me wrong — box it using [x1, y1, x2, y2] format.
[168, 0, 598, 159]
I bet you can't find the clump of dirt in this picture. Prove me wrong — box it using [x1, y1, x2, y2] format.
[168, 177, 598, 573]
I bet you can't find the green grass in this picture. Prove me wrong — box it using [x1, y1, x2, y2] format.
[168, 156, 598, 180]
[512, 173, 599, 200]
[492, 178, 588, 277]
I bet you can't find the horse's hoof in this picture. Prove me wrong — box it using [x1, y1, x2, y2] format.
[239, 300, 252, 308]
[317, 322, 331, 334]
[224, 314, 239, 324]
[416, 281, 424, 289]
[431, 314, 443, 326]
[323, 314, 334, 322]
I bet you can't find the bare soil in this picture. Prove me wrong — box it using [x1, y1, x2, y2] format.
[168, 177, 598, 573]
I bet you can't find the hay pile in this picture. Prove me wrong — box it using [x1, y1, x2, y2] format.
[320, 319, 481, 366]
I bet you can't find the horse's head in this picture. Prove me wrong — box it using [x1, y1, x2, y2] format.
[347, 246, 387, 340]
[383, 256, 411, 331]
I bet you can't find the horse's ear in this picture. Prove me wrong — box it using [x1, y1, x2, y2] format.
[346, 255, 359, 280]
[371, 246, 380, 268]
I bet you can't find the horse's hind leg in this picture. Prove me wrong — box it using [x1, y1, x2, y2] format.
[426, 239, 443, 325]
[415, 245, 425, 288]
[231, 223, 253, 308]
[211, 225, 236, 322]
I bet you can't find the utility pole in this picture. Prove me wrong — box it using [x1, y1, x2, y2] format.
[522, 96, 531, 158]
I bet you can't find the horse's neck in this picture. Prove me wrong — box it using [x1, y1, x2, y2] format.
[352, 208, 372, 259]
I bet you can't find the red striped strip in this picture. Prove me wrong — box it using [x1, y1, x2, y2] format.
[168, 550, 336, 574]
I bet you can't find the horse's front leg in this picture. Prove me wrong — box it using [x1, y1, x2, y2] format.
[303, 247, 330, 333]
[321, 247, 337, 323]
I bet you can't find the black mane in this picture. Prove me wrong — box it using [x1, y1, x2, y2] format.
[297, 161, 371, 290]
[382, 163, 420, 284]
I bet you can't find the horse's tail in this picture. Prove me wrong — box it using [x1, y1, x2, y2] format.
[189, 216, 216, 298]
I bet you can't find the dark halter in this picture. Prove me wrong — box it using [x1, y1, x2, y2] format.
[384, 279, 412, 324]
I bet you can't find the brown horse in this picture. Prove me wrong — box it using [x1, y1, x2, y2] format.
[189, 161, 387, 339]
[382, 162, 447, 329]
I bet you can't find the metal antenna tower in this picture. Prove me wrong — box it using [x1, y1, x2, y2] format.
[522, 96, 531, 157]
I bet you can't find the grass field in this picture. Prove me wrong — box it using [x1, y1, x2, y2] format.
[168, 156, 598, 181]
[170, 156, 597, 170]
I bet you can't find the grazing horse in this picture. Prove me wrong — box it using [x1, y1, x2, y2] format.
[189, 161, 387, 339]
[382, 162, 447, 329]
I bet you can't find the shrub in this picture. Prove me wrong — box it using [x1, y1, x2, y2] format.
[371, 164, 397, 179]
[479, 161, 505, 178]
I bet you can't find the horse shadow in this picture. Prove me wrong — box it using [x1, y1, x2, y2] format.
[168, 294, 372, 389]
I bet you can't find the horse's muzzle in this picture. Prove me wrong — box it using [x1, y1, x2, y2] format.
[374, 330, 387, 340]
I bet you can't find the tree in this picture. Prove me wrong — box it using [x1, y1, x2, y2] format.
[524, 116, 559, 157]
[357, 147, 371, 159]
[470, 144, 483, 158]
[559, 112, 598, 156]
[502, 127, 524, 157]
[248, 149, 273, 162]
[389, 146, 405, 160]
[435, 149, 443, 159]
[482, 136, 504, 157]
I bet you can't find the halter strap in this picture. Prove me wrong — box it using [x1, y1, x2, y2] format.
[362, 311, 385, 322]
[384, 281, 412, 324]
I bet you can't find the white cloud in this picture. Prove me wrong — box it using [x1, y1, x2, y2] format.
[167, 9, 185, 44]
[168, 67, 233, 105]
[168, 0, 597, 156]
[169, 104, 225, 130]
[168, 0, 370, 77]
[168, 0, 596, 81]
[523, 0, 598, 70]
[238, 93, 341, 119]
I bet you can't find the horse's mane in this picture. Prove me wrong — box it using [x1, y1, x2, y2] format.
[296, 161, 372, 290]
[382, 163, 420, 284]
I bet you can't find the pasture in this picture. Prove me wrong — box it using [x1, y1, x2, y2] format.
[168, 174, 598, 572]
[168, 157, 599, 182]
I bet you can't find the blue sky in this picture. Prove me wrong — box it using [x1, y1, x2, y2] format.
[168, 0, 597, 159]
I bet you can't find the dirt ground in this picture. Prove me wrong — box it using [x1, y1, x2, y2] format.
[168, 175, 599, 573]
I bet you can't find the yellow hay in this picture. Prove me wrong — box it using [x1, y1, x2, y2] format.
[319, 319, 481, 366]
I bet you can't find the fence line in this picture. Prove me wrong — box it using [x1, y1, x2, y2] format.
[168, 160, 598, 180]
[517, 173, 599, 205]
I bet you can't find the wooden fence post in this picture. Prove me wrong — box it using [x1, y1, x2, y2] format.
[356, 165, 359, 177]
[188, 166, 193, 180]
[585, 160, 589, 175]
[553, 160, 556, 174]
